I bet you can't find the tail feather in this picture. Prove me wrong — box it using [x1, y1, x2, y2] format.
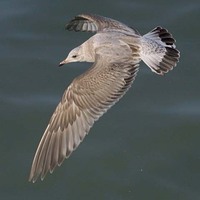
[140, 27, 180, 75]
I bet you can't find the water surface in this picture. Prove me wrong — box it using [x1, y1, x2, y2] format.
[0, 0, 200, 199]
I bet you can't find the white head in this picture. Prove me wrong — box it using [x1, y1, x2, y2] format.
[59, 45, 94, 66]
[59, 46, 84, 66]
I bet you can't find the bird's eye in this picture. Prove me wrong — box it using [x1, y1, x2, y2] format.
[72, 55, 77, 58]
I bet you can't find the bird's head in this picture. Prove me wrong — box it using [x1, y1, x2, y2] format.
[59, 46, 84, 66]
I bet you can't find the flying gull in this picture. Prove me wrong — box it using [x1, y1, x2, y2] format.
[29, 13, 180, 182]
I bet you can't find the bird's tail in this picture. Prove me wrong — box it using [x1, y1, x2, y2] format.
[140, 27, 180, 75]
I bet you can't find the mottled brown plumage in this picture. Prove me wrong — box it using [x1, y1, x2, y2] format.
[29, 14, 180, 182]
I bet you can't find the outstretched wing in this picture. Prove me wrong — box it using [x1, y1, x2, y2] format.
[29, 57, 139, 182]
[65, 13, 139, 34]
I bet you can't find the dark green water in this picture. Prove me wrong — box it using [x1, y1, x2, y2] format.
[1, 0, 200, 199]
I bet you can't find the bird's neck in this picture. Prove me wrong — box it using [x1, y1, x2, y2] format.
[80, 39, 96, 63]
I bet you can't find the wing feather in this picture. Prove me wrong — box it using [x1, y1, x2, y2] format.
[65, 13, 139, 34]
[29, 57, 139, 182]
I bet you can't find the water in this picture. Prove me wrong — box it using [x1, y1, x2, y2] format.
[0, 0, 200, 199]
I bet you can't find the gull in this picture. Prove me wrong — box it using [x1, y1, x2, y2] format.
[29, 13, 180, 182]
